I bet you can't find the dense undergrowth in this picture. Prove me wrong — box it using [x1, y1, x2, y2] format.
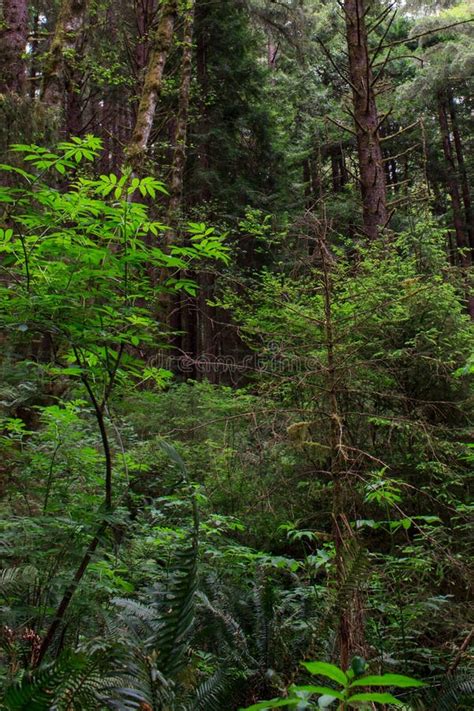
[0, 140, 472, 709]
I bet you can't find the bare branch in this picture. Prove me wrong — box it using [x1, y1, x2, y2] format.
[326, 115, 358, 136]
[382, 18, 474, 49]
[381, 119, 420, 141]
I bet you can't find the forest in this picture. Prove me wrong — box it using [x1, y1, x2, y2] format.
[0, 0, 473, 708]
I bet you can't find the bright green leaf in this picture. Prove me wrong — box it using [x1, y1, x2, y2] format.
[350, 674, 425, 688]
[347, 692, 403, 704]
[301, 662, 347, 686]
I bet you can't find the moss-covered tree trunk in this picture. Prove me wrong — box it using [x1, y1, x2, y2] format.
[344, 0, 388, 240]
[126, 0, 178, 173]
[40, 0, 89, 113]
[0, 0, 28, 95]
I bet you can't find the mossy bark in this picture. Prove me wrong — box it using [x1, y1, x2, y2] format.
[0, 0, 28, 95]
[127, 0, 178, 174]
[40, 0, 89, 113]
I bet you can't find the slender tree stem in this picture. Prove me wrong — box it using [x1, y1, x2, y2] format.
[35, 520, 107, 665]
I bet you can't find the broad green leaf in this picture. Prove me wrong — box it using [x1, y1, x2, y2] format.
[1, 228, 14, 241]
[10, 143, 38, 152]
[350, 674, 425, 688]
[0, 163, 34, 180]
[302, 662, 347, 687]
[240, 699, 301, 710]
[293, 685, 344, 700]
[347, 692, 403, 704]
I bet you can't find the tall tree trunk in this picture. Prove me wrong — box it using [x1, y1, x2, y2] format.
[437, 93, 471, 268]
[194, 3, 211, 204]
[166, 0, 195, 238]
[331, 144, 348, 193]
[134, 0, 157, 76]
[65, 69, 84, 135]
[40, 0, 89, 112]
[98, 3, 123, 171]
[194, 6, 217, 377]
[303, 158, 312, 209]
[172, 2, 214, 377]
[162, 0, 195, 359]
[126, 0, 178, 173]
[312, 147, 323, 204]
[344, 0, 388, 240]
[0, 0, 28, 95]
[448, 91, 474, 258]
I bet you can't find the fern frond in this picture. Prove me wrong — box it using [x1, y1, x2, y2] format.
[334, 540, 369, 612]
[0, 566, 38, 594]
[147, 441, 200, 679]
[433, 673, 474, 710]
[196, 590, 254, 665]
[253, 575, 276, 670]
[309, 539, 369, 654]
[154, 532, 198, 678]
[190, 670, 235, 711]
[111, 597, 160, 648]
[0, 381, 37, 408]
[3, 651, 101, 710]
